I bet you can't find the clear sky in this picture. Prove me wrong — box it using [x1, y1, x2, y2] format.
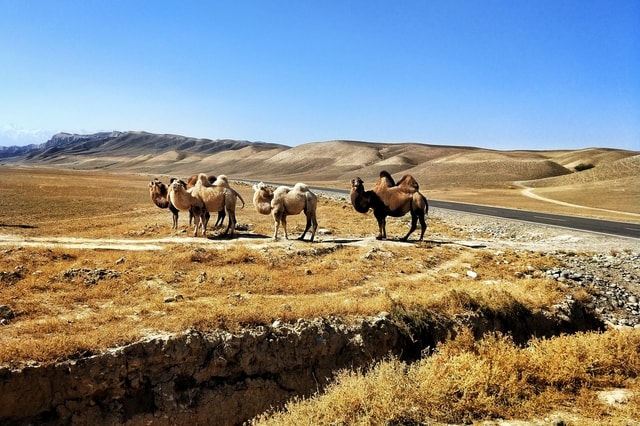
[1, 0, 638, 150]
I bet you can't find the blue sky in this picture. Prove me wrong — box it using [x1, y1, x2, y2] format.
[1, 1, 638, 150]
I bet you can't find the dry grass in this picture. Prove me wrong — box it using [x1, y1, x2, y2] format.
[1, 166, 638, 424]
[252, 328, 640, 425]
[0, 167, 568, 366]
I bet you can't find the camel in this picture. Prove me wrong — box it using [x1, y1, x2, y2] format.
[148, 179, 179, 228]
[252, 181, 318, 241]
[190, 173, 240, 237]
[252, 182, 275, 215]
[350, 170, 428, 241]
[210, 174, 246, 210]
[185, 174, 224, 228]
[168, 180, 207, 236]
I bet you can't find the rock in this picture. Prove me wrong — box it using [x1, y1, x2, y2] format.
[598, 388, 633, 405]
[466, 270, 478, 279]
[0, 305, 15, 320]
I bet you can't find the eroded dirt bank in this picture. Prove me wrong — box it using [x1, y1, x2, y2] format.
[0, 303, 602, 426]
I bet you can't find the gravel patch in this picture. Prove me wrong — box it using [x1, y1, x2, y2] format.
[431, 207, 640, 328]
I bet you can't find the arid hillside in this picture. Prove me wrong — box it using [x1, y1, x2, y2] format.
[1, 131, 638, 219]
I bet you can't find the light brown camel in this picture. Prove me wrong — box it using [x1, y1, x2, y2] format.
[350, 170, 428, 241]
[190, 173, 240, 238]
[185, 174, 223, 228]
[168, 180, 207, 236]
[253, 181, 318, 241]
[252, 182, 275, 215]
[148, 179, 179, 228]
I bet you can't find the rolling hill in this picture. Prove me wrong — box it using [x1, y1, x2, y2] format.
[1, 131, 638, 216]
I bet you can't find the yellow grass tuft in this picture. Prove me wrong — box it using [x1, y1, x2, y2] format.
[252, 328, 640, 425]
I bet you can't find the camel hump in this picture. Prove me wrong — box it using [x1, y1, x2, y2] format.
[293, 182, 308, 192]
[397, 175, 420, 191]
[379, 170, 396, 186]
[197, 173, 211, 186]
[272, 185, 291, 198]
[186, 174, 198, 188]
[214, 174, 228, 186]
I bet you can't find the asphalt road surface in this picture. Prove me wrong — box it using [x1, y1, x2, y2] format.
[428, 199, 640, 240]
[308, 186, 640, 240]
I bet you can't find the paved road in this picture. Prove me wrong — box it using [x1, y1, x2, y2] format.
[308, 186, 640, 240]
[428, 199, 640, 240]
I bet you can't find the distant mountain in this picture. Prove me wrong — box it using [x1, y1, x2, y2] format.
[0, 131, 288, 161]
[1, 131, 638, 193]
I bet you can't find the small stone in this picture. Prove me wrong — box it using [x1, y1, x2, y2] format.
[0, 305, 15, 320]
[466, 270, 478, 279]
[598, 388, 632, 405]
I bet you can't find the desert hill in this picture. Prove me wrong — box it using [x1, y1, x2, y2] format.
[1, 131, 638, 217]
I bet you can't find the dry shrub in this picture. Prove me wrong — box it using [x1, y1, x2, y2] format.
[253, 328, 640, 425]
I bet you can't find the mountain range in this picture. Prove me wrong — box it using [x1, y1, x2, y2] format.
[1, 131, 639, 218]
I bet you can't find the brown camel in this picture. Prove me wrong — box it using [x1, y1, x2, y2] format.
[350, 171, 428, 241]
[148, 179, 179, 228]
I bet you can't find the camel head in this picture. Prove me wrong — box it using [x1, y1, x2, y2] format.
[170, 179, 187, 191]
[253, 181, 267, 192]
[149, 179, 167, 195]
[253, 182, 273, 196]
[350, 177, 365, 192]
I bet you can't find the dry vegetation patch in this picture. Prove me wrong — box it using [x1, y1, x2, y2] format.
[1, 166, 638, 424]
[253, 329, 640, 425]
[0, 167, 571, 367]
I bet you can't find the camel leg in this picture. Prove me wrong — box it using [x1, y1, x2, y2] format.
[417, 212, 427, 241]
[272, 211, 280, 240]
[401, 213, 419, 241]
[193, 212, 204, 237]
[298, 212, 317, 242]
[199, 209, 209, 238]
[223, 208, 236, 237]
[170, 204, 179, 229]
[310, 215, 318, 242]
[298, 212, 311, 241]
[215, 209, 225, 228]
[190, 208, 209, 231]
[375, 214, 387, 240]
[281, 215, 288, 240]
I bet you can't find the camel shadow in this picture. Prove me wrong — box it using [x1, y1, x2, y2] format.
[205, 232, 271, 241]
[319, 238, 364, 244]
[0, 223, 38, 229]
[421, 239, 487, 249]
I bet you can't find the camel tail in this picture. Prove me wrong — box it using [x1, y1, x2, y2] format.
[234, 189, 245, 208]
